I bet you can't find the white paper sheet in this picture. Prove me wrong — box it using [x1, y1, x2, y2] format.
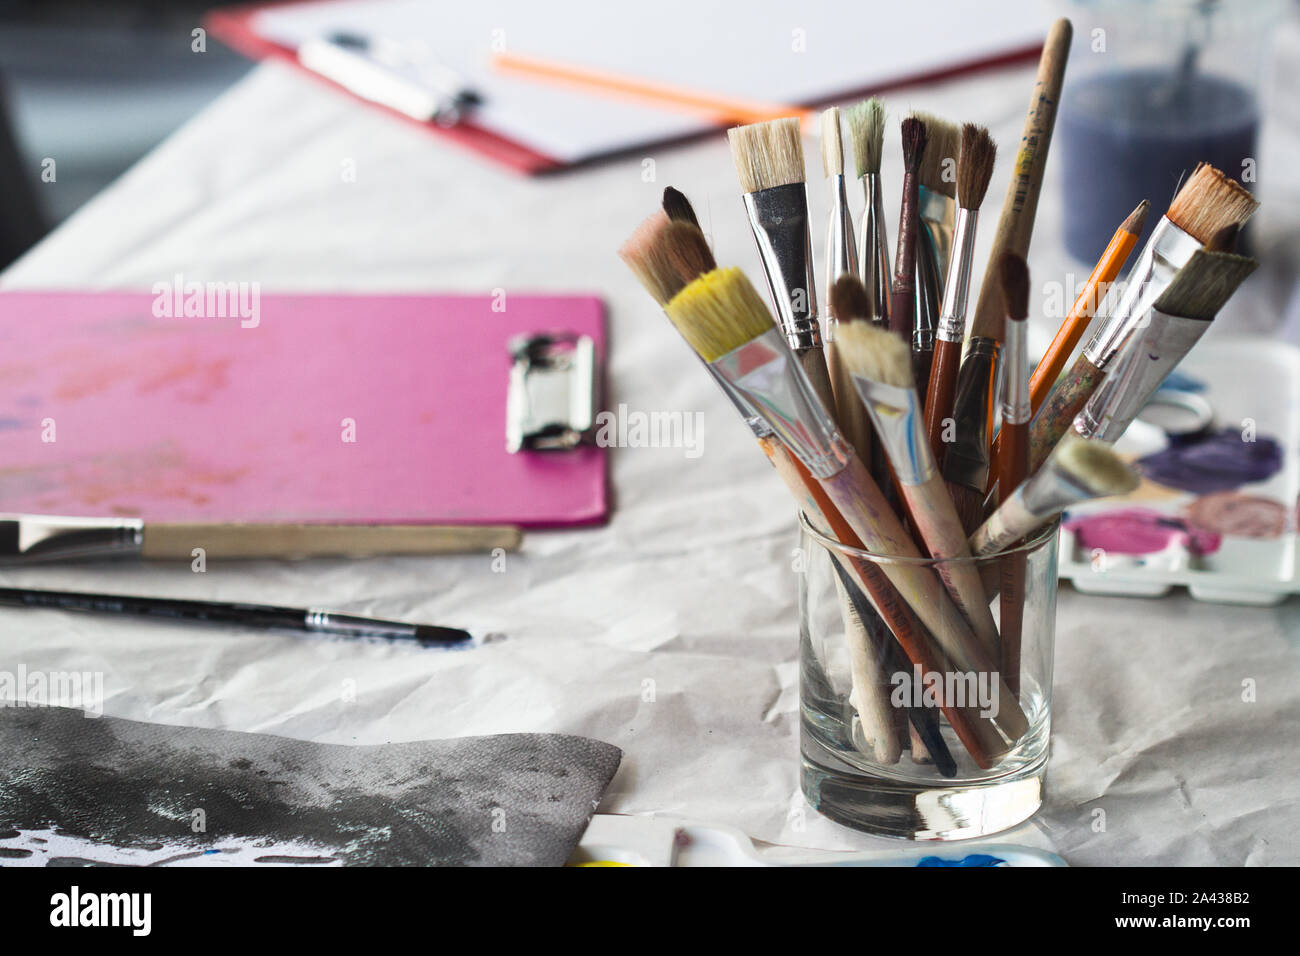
[252, 0, 1053, 163]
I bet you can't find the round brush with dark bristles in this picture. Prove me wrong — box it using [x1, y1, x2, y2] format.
[889, 116, 927, 350]
[662, 186, 701, 230]
[909, 112, 960, 398]
[922, 123, 997, 466]
[827, 275, 876, 463]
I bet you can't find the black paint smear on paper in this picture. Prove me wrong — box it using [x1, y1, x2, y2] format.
[0, 707, 620, 866]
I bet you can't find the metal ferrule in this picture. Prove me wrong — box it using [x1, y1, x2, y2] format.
[743, 183, 820, 350]
[913, 187, 956, 352]
[0, 514, 143, 565]
[942, 337, 1001, 489]
[708, 365, 774, 438]
[856, 173, 891, 327]
[1081, 217, 1201, 369]
[823, 173, 858, 337]
[936, 206, 978, 343]
[1076, 309, 1212, 443]
[709, 327, 850, 478]
[1001, 319, 1032, 426]
[306, 609, 417, 639]
[849, 378, 933, 485]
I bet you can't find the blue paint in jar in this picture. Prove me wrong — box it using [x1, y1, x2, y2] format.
[1059, 69, 1257, 263]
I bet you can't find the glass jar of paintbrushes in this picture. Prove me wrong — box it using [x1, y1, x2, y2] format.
[798, 518, 1059, 840]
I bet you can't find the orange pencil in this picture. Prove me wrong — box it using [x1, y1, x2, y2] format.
[492, 51, 816, 129]
[986, 199, 1147, 493]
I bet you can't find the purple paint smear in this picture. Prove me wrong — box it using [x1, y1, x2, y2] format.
[1065, 508, 1222, 557]
[1138, 428, 1283, 495]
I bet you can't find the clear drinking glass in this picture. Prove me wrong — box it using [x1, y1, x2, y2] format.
[799, 517, 1060, 840]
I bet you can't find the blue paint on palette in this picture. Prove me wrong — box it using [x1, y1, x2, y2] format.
[1157, 370, 1207, 393]
[916, 853, 1006, 867]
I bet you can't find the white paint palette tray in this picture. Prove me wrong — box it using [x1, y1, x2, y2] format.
[1057, 338, 1300, 605]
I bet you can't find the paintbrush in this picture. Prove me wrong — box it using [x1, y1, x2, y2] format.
[970, 434, 1138, 557]
[836, 321, 1000, 654]
[664, 266, 1028, 743]
[846, 98, 891, 327]
[621, 215, 995, 766]
[922, 124, 997, 463]
[943, 18, 1072, 535]
[1028, 163, 1259, 471]
[889, 117, 927, 375]
[0, 515, 521, 564]
[728, 118, 835, 410]
[910, 112, 960, 397]
[1075, 249, 1257, 444]
[994, 253, 1031, 697]
[996, 254, 1033, 502]
[986, 200, 1149, 492]
[820, 108, 857, 305]
[820, 109, 860, 450]
[0, 586, 471, 645]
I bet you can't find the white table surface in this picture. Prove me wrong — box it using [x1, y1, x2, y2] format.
[4, 17, 1300, 864]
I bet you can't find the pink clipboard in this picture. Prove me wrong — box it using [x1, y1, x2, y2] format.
[0, 291, 607, 528]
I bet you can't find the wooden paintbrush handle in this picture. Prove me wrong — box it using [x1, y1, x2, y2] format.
[821, 456, 1029, 742]
[967, 18, 1072, 343]
[923, 337, 963, 466]
[888, 287, 913, 341]
[760, 439, 1007, 767]
[1028, 356, 1106, 472]
[912, 347, 934, 402]
[997, 424, 1030, 505]
[999, 552, 1027, 700]
[900, 474, 1001, 654]
[834, 573, 903, 764]
[995, 421, 1029, 699]
[141, 523, 522, 560]
[796, 344, 838, 416]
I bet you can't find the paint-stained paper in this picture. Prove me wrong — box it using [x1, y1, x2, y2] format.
[0, 707, 620, 866]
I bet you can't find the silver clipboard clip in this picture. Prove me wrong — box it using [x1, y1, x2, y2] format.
[506, 332, 597, 453]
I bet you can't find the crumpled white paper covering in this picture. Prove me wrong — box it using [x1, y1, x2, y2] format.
[4, 28, 1300, 863]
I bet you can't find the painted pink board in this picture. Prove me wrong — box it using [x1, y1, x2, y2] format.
[0, 291, 607, 527]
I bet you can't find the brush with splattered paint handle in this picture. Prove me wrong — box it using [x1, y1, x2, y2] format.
[944, 18, 1072, 534]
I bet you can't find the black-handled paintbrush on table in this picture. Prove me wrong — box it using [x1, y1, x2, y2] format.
[0, 587, 471, 646]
